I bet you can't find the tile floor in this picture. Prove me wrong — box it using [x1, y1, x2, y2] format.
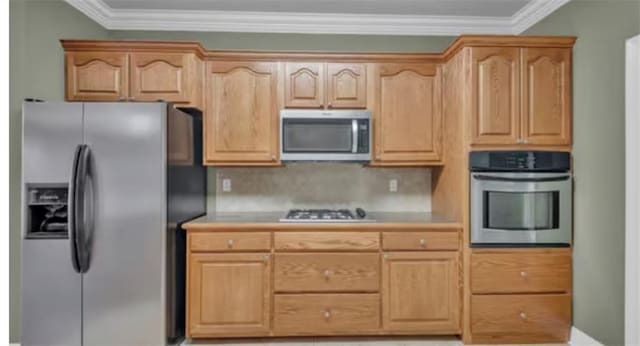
[183, 336, 566, 346]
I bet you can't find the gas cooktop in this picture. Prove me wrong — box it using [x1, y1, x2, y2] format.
[279, 208, 374, 223]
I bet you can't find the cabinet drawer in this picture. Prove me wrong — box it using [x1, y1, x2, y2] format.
[382, 231, 459, 251]
[471, 294, 571, 342]
[274, 232, 379, 251]
[275, 253, 379, 292]
[471, 251, 571, 294]
[274, 294, 380, 335]
[189, 232, 271, 252]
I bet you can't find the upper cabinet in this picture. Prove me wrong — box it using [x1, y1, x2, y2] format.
[469, 46, 572, 147]
[284, 62, 366, 109]
[204, 61, 279, 166]
[470, 47, 521, 145]
[522, 48, 572, 146]
[374, 63, 443, 165]
[65, 50, 202, 108]
[65, 52, 129, 101]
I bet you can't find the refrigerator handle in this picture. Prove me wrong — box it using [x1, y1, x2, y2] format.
[69, 145, 83, 273]
[75, 145, 93, 273]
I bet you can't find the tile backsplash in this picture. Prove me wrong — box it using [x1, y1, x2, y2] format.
[207, 163, 431, 213]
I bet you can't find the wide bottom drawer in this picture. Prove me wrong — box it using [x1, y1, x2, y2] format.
[471, 294, 571, 343]
[274, 294, 380, 335]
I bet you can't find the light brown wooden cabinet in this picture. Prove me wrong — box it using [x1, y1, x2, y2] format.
[204, 61, 279, 165]
[284, 62, 366, 109]
[187, 252, 271, 337]
[470, 47, 572, 147]
[65, 51, 202, 107]
[65, 52, 129, 101]
[382, 251, 459, 333]
[374, 63, 443, 165]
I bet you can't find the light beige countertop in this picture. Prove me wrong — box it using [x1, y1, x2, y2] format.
[182, 211, 461, 231]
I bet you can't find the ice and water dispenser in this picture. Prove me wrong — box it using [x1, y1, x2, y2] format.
[25, 185, 68, 239]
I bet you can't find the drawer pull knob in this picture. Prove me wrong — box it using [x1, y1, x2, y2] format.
[520, 312, 527, 320]
[324, 270, 331, 280]
[227, 239, 234, 248]
[263, 255, 269, 262]
[520, 271, 527, 277]
[324, 310, 331, 319]
[419, 239, 426, 247]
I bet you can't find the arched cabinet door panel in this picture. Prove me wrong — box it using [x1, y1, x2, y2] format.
[326, 63, 367, 109]
[522, 48, 572, 146]
[65, 52, 128, 101]
[470, 47, 521, 145]
[284, 62, 324, 108]
[374, 63, 443, 165]
[130, 52, 201, 106]
[205, 61, 279, 165]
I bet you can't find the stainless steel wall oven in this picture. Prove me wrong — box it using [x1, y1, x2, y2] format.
[470, 151, 572, 247]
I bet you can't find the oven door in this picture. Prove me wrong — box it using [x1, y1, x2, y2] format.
[471, 172, 572, 246]
[280, 110, 371, 162]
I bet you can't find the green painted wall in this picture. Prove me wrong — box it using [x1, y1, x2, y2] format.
[9, 0, 109, 342]
[525, 1, 639, 344]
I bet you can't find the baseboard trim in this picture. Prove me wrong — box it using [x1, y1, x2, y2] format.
[570, 327, 603, 345]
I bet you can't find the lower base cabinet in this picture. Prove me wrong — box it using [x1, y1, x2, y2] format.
[382, 252, 460, 334]
[187, 253, 271, 337]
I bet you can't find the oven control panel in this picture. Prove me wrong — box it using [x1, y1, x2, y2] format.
[469, 151, 571, 172]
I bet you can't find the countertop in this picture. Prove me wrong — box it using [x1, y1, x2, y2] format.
[182, 211, 461, 231]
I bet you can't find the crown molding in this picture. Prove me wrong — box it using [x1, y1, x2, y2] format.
[65, 0, 571, 36]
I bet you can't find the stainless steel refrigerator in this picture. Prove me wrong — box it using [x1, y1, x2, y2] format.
[21, 101, 206, 346]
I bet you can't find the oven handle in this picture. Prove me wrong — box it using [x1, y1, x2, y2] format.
[472, 174, 571, 182]
[351, 119, 358, 153]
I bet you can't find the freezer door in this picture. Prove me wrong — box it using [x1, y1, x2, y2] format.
[82, 103, 167, 346]
[21, 102, 83, 346]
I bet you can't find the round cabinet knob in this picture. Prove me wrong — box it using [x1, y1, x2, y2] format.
[520, 271, 527, 278]
[324, 269, 331, 279]
[419, 239, 426, 248]
[324, 310, 331, 319]
[129, 96, 136, 101]
[263, 255, 270, 262]
[226, 239, 234, 248]
[520, 312, 527, 320]
[118, 96, 126, 101]
[272, 155, 277, 161]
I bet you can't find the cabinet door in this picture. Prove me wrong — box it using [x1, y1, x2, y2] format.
[470, 47, 521, 145]
[187, 253, 271, 337]
[129, 52, 198, 104]
[375, 63, 442, 164]
[205, 61, 279, 165]
[65, 52, 128, 101]
[284, 62, 324, 108]
[522, 48, 572, 146]
[326, 63, 366, 109]
[382, 252, 459, 333]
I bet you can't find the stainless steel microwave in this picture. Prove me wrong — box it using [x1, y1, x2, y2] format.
[280, 110, 371, 162]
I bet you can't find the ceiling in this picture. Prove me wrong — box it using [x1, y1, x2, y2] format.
[65, 0, 571, 36]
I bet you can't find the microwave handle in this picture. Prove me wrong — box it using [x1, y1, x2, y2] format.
[352, 120, 358, 153]
[472, 174, 571, 182]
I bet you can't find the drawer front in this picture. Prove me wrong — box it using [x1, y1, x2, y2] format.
[471, 294, 571, 341]
[274, 294, 380, 335]
[471, 251, 571, 294]
[382, 231, 459, 251]
[275, 232, 379, 251]
[275, 253, 380, 292]
[189, 232, 271, 252]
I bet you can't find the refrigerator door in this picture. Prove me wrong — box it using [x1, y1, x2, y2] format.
[82, 103, 167, 346]
[21, 102, 83, 346]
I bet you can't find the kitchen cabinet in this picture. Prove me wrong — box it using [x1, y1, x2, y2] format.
[522, 48, 572, 146]
[382, 251, 459, 333]
[374, 63, 443, 165]
[187, 252, 271, 337]
[204, 61, 279, 165]
[65, 52, 129, 101]
[65, 51, 202, 106]
[469, 47, 572, 147]
[284, 62, 366, 109]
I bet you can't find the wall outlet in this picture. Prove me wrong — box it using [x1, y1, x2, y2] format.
[222, 178, 232, 192]
[389, 179, 398, 192]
